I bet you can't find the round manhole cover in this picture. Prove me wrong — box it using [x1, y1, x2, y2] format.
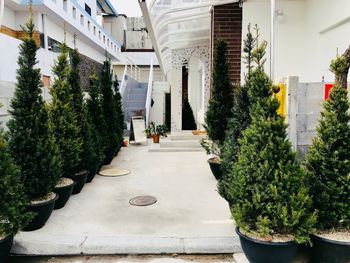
[99, 168, 130, 177]
[129, 196, 157, 206]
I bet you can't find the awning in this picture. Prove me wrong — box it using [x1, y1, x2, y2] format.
[139, 0, 238, 77]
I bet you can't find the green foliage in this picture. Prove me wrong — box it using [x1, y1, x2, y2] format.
[49, 44, 82, 178]
[228, 41, 316, 244]
[329, 55, 350, 77]
[0, 120, 31, 236]
[182, 98, 197, 130]
[7, 14, 61, 199]
[68, 48, 96, 173]
[113, 75, 124, 146]
[100, 57, 119, 158]
[86, 72, 105, 167]
[304, 57, 350, 230]
[204, 39, 233, 145]
[150, 122, 168, 137]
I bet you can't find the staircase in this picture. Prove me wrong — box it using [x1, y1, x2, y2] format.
[122, 78, 148, 133]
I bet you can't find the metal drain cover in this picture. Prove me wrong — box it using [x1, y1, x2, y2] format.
[129, 196, 157, 206]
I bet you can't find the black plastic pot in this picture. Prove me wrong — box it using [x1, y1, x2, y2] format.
[86, 166, 98, 183]
[236, 227, 298, 263]
[70, 170, 88, 195]
[0, 234, 14, 262]
[23, 194, 58, 231]
[310, 234, 350, 263]
[54, 179, 75, 209]
[208, 158, 222, 180]
[103, 148, 116, 165]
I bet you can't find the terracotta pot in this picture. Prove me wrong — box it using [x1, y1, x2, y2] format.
[153, 134, 160, 143]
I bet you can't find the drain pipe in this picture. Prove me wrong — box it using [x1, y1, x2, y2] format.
[270, 0, 275, 80]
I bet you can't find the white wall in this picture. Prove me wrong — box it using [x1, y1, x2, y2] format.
[242, 0, 350, 83]
[3, 6, 16, 28]
[149, 81, 170, 125]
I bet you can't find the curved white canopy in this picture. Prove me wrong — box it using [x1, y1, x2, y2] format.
[140, 0, 238, 77]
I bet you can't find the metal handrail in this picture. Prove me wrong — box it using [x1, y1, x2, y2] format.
[145, 59, 154, 125]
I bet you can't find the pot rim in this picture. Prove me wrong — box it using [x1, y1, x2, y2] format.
[54, 180, 76, 189]
[74, 170, 88, 176]
[208, 157, 221, 163]
[311, 233, 350, 246]
[28, 192, 59, 208]
[236, 227, 296, 246]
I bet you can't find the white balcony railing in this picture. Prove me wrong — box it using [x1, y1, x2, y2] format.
[32, 0, 122, 58]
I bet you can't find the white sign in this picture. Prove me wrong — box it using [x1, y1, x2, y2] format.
[129, 116, 147, 144]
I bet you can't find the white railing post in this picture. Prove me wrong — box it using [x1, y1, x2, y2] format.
[145, 60, 154, 125]
[120, 65, 128, 97]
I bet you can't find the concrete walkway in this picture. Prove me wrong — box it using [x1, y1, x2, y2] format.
[12, 141, 240, 256]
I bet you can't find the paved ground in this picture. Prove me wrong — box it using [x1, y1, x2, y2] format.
[10, 255, 236, 263]
[12, 141, 239, 255]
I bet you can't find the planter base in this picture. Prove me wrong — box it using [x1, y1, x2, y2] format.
[208, 158, 222, 180]
[86, 166, 98, 183]
[54, 180, 75, 209]
[0, 234, 14, 263]
[23, 194, 58, 231]
[236, 228, 297, 263]
[311, 234, 350, 263]
[70, 171, 88, 195]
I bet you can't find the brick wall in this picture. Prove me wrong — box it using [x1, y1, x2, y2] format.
[78, 53, 103, 92]
[211, 3, 242, 85]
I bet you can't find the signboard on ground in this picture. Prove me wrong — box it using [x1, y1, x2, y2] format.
[129, 116, 147, 144]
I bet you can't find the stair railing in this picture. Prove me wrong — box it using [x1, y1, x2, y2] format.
[120, 64, 128, 98]
[145, 59, 154, 126]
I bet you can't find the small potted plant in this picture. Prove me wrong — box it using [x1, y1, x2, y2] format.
[200, 137, 222, 180]
[145, 127, 152, 139]
[0, 107, 31, 262]
[150, 122, 168, 143]
[303, 54, 350, 263]
[228, 40, 316, 263]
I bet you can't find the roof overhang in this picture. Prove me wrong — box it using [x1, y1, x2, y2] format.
[139, 0, 238, 78]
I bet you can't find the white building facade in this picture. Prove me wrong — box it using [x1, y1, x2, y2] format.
[0, 0, 123, 123]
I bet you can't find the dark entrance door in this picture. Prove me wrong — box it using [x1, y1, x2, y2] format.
[165, 93, 171, 130]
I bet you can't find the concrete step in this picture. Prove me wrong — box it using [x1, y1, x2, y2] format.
[128, 93, 147, 101]
[169, 132, 206, 141]
[148, 143, 205, 152]
[160, 140, 202, 148]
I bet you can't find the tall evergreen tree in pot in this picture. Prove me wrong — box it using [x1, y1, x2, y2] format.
[0, 105, 31, 261]
[228, 39, 316, 263]
[49, 43, 82, 189]
[68, 46, 97, 183]
[204, 39, 233, 145]
[100, 57, 118, 164]
[87, 72, 105, 169]
[113, 75, 124, 151]
[303, 53, 350, 262]
[7, 6, 61, 230]
[219, 24, 255, 202]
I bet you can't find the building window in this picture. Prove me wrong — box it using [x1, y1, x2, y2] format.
[72, 7, 76, 19]
[80, 14, 84, 26]
[48, 36, 62, 53]
[85, 4, 91, 16]
[63, 0, 67, 11]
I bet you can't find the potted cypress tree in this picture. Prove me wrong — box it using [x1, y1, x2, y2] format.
[203, 39, 233, 180]
[304, 53, 350, 263]
[100, 56, 119, 164]
[86, 72, 105, 172]
[0, 105, 31, 261]
[220, 24, 255, 202]
[8, 6, 61, 231]
[113, 75, 124, 154]
[228, 38, 316, 263]
[49, 42, 83, 198]
[67, 46, 97, 184]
